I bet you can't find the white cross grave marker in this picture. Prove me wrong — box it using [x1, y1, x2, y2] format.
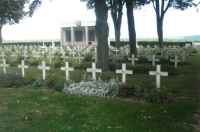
[18, 60, 28, 77]
[34, 52, 41, 60]
[38, 61, 50, 80]
[170, 55, 181, 68]
[128, 54, 138, 66]
[61, 62, 74, 81]
[87, 62, 102, 81]
[22, 51, 28, 60]
[70, 50, 76, 58]
[114, 48, 120, 55]
[149, 65, 168, 88]
[0, 59, 9, 74]
[116, 63, 132, 83]
[0, 52, 5, 59]
[11, 52, 17, 61]
[148, 54, 159, 66]
[76, 54, 84, 65]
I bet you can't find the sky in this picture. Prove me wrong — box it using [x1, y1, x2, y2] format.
[2, 0, 200, 41]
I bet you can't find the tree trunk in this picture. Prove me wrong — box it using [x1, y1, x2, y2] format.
[154, 0, 164, 48]
[111, 0, 123, 49]
[114, 30, 120, 49]
[126, 0, 137, 57]
[94, 0, 109, 71]
[156, 15, 164, 48]
[0, 26, 2, 47]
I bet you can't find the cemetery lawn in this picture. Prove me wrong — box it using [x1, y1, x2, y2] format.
[0, 53, 200, 131]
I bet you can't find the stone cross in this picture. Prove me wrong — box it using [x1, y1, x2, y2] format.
[41, 49, 45, 57]
[181, 50, 187, 62]
[116, 63, 132, 83]
[170, 55, 181, 68]
[92, 54, 97, 63]
[61, 51, 66, 58]
[34, 52, 41, 60]
[11, 52, 17, 61]
[76, 54, 84, 65]
[0, 59, 9, 74]
[18, 60, 28, 77]
[48, 52, 54, 64]
[70, 50, 76, 58]
[128, 54, 138, 66]
[61, 62, 74, 81]
[87, 62, 102, 81]
[38, 61, 50, 80]
[148, 54, 159, 66]
[114, 48, 120, 55]
[149, 65, 168, 88]
[0, 52, 5, 60]
[61, 55, 68, 62]
[22, 51, 28, 60]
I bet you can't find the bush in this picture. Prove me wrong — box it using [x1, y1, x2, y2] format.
[127, 65, 155, 74]
[52, 59, 64, 68]
[145, 88, 173, 104]
[23, 77, 36, 86]
[45, 75, 59, 89]
[32, 79, 44, 88]
[54, 82, 65, 92]
[84, 52, 93, 62]
[0, 73, 24, 88]
[117, 83, 136, 98]
[109, 62, 118, 71]
[137, 57, 148, 63]
[29, 60, 39, 67]
[161, 64, 181, 76]
[74, 62, 92, 69]
[134, 81, 172, 104]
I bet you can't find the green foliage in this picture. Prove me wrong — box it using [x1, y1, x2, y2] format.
[54, 81, 65, 92]
[161, 65, 181, 76]
[28, 59, 39, 67]
[83, 52, 93, 61]
[117, 83, 136, 98]
[74, 62, 92, 69]
[23, 77, 36, 86]
[0, 73, 24, 88]
[17, 55, 24, 63]
[52, 59, 64, 68]
[0, 0, 27, 26]
[134, 81, 172, 104]
[32, 78, 44, 88]
[109, 62, 118, 71]
[45, 75, 59, 89]
[128, 65, 155, 74]
[145, 88, 173, 104]
[137, 57, 149, 63]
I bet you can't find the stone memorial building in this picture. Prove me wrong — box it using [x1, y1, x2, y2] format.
[60, 21, 110, 46]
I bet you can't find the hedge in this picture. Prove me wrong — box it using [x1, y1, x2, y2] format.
[3, 40, 192, 47]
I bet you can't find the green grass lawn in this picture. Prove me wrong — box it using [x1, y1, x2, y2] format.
[0, 51, 200, 131]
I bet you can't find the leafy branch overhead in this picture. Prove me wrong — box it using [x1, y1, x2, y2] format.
[0, 0, 28, 46]
[0, 0, 27, 26]
[28, 0, 42, 17]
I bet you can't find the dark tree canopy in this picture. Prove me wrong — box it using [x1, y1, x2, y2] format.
[0, 0, 28, 46]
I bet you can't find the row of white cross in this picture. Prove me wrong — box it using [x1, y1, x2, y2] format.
[0, 59, 168, 88]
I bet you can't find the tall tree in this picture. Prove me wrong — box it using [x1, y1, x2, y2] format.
[126, 0, 137, 57]
[109, 0, 125, 49]
[0, 0, 28, 47]
[82, 0, 125, 49]
[149, 0, 195, 48]
[125, 0, 147, 57]
[94, 0, 110, 71]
